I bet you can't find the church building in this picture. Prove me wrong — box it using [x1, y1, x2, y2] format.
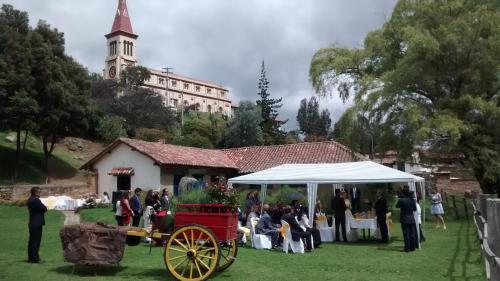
[103, 0, 233, 116]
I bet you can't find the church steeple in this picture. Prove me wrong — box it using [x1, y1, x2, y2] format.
[103, 0, 138, 80]
[106, 0, 138, 39]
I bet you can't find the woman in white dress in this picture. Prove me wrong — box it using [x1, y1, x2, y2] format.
[430, 188, 446, 230]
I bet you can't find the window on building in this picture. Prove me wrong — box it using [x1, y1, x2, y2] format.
[171, 80, 177, 87]
[218, 107, 223, 113]
[123, 41, 127, 55]
[220, 91, 225, 98]
[207, 105, 212, 112]
[178, 94, 182, 98]
[195, 85, 200, 92]
[184, 83, 189, 90]
[159, 78, 164, 85]
[130, 42, 133, 56]
[109, 41, 117, 56]
[191, 97, 194, 101]
[207, 88, 212, 94]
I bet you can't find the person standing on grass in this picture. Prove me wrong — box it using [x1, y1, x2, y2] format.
[430, 188, 446, 230]
[27, 186, 47, 263]
[396, 187, 417, 252]
[120, 191, 134, 226]
[130, 188, 143, 227]
[331, 189, 348, 242]
[374, 191, 389, 243]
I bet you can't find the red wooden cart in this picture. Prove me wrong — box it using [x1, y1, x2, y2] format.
[127, 203, 239, 281]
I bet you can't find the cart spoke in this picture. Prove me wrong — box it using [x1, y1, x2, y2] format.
[172, 256, 189, 271]
[198, 247, 216, 253]
[169, 245, 188, 253]
[198, 254, 217, 260]
[168, 255, 186, 262]
[173, 238, 189, 251]
[189, 261, 194, 279]
[182, 232, 191, 249]
[191, 229, 194, 249]
[194, 258, 203, 277]
[196, 257, 212, 271]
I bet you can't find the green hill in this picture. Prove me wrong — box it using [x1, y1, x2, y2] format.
[0, 131, 91, 185]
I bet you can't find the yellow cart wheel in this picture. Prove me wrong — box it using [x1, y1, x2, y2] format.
[164, 224, 220, 281]
[217, 239, 238, 271]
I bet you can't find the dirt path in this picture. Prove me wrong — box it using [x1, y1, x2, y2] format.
[62, 210, 81, 225]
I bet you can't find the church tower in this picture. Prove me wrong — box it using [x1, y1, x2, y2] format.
[104, 0, 138, 80]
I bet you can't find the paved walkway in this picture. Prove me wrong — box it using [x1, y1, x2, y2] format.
[62, 210, 81, 225]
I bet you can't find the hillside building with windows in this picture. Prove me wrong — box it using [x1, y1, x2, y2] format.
[103, 0, 232, 116]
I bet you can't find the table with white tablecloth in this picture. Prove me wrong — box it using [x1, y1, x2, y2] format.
[349, 217, 378, 239]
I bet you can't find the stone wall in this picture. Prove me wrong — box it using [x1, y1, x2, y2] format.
[0, 183, 91, 202]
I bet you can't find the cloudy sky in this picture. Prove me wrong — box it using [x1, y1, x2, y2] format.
[2, 0, 397, 129]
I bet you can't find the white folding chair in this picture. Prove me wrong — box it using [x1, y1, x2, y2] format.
[249, 217, 272, 249]
[315, 214, 335, 242]
[281, 220, 304, 254]
[344, 210, 359, 242]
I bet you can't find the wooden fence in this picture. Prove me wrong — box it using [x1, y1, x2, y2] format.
[471, 193, 500, 280]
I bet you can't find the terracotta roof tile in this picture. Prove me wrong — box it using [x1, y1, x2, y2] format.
[119, 138, 238, 169]
[223, 141, 359, 173]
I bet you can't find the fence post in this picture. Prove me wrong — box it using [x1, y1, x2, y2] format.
[451, 195, 459, 220]
[486, 199, 500, 280]
[463, 198, 468, 220]
[478, 194, 497, 219]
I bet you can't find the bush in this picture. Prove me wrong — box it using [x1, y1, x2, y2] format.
[96, 115, 127, 143]
[135, 127, 174, 143]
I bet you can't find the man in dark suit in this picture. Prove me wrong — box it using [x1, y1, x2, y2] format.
[281, 206, 313, 251]
[130, 188, 143, 227]
[331, 189, 348, 242]
[374, 191, 389, 243]
[349, 185, 361, 213]
[256, 204, 281, 248]
[27, 186, 47, 263]
[396, 187, 417, 252]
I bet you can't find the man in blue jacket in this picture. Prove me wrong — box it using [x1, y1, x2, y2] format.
[130, 188, 143, 227]
[27, 186, 47, 263]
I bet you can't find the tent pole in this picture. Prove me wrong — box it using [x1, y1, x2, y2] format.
[260, 184, 267, 215]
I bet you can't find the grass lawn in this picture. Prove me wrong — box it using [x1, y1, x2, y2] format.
[0, 205, 485, 281]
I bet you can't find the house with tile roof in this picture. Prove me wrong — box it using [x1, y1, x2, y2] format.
[81, 138, 360, 197]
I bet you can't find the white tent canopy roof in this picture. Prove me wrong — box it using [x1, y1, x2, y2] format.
[228, 161, 425, 185]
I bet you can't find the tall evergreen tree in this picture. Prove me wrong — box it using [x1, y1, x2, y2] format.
[296, 96, 332, 141]
[256, 61, 287, 145]
[0, 5, 38, 182]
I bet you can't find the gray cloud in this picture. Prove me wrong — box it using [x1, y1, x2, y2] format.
[1, 0, 397, 129]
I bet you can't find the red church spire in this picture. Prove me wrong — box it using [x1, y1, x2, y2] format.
[106, 0, 138, 39]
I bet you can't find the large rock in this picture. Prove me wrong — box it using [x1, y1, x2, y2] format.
[5, 134, 16, 143]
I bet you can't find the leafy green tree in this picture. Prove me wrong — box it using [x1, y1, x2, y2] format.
[0, 5, 37, 182]
[256, 61, 287, 145]
[31, 22, 92, 173]
[119, 65, 151, 91]
[297, 96, 331, 141]
[173, 112, 227, 148]
[96, 115, 127, 143]
[224, 101, 263, 148]
[310, 0, 500, 194]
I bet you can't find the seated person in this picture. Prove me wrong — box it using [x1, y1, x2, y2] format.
[281, 206, 313, 252]
[296, 204, 322, 248]
[256, 204, 281, 248]
[270, 203, 284, 225]
[246, 204, 260, 228]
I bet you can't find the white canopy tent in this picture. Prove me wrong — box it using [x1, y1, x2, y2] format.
[228, 161, 426, 244]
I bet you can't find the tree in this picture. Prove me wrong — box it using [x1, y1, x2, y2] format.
[296, 96, 331, 141]
[0, 5, 37, 182]
[173, 112, 227, 148]
[31, 22, 92, 174]
[256, 61, 287, 145]
[310, 0, 500, 194]
[119, 65, 151, 91]
[224, 101, 263, 148]
[96, 115, 127, 143]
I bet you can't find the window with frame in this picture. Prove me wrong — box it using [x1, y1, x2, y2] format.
[171, 80, 177, 87]
[184, 83, 189, 90]
[195, 85, 200, 92]
[159, 78, 164, 85]
[207, 88, 212, 94]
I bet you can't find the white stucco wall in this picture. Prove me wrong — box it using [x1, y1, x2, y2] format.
[94, 143, 161, 197]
